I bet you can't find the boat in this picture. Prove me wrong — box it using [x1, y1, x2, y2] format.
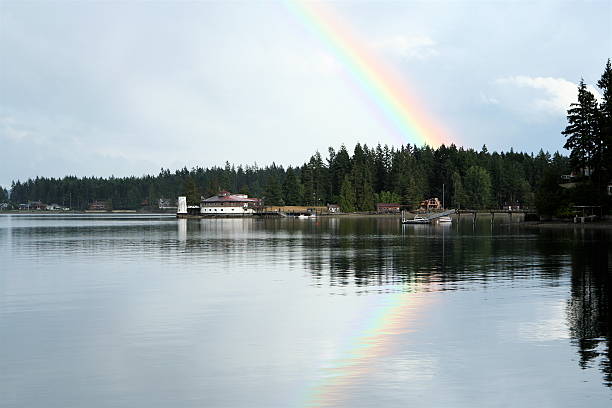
[297, 213, 316, 219]
[437, 216, 452, 223]
[401, 215, 430, 224]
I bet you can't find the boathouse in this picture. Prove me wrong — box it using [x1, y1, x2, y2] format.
[200, 191, 262, 215]
[376, 203, 401, 213]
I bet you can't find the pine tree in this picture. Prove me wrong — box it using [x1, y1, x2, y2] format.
[264, 174, 283, 206]
[400, 174, 421, 210]
[464, 166, 492, 209]
[596, 59, 612, 194]
[563, 79, 600, 173]
[339, 175, 356, 212]
[282, 167, 303, 205]
[451, 171, 466, 209]
[329, 145, 351, 201]
[598, 59, 612, 131]
[183, 177, 200, 206]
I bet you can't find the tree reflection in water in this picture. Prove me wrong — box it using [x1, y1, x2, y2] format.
[566, 229, 611, 387]
[301, 218, 612, 387]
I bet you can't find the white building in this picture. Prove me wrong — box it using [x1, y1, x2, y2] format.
[200, 191, 261, 215]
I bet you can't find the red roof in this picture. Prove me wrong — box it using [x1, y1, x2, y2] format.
[202, 192, 260, 203]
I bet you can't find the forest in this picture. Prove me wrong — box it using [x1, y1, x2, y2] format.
[3, 60, 611, 215]
[1, 145, 570, 212]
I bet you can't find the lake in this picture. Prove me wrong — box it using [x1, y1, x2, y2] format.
[1, 214, 610, 407]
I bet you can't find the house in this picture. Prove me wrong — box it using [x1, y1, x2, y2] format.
[200, 191, 262, 215]
[158, 198, 177, 209]
[327, 204, 340, 213]
[88, 200, 111, 211]
[420, 198, 441, 211]
[376, 203, 401, 213]
[20, 201, 46, 210]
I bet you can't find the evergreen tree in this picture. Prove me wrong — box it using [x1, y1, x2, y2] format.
[562, 79, 600, 173]
[282, 167, 303, 205]
[597, 59, 612, 134]
[375, 191, 402, 204]
[400, 174, 421, 210]
[329, 145, 351, 201]
[596, 59, 612, 195]
[183, 177, 200, 205]
[464, 166, 492, 209]
[264, 174, 283, 206]
[339, 175, 356, 212]
[451, 171, 466, 209]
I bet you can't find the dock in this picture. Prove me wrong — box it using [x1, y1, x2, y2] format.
[401, 209, 456, 224]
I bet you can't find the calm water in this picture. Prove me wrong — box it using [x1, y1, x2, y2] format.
[1, 214, 610, 407]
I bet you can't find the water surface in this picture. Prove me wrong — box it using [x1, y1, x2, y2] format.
[1, 214, 610, 407]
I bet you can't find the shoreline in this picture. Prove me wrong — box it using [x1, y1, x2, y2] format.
[3, 211, 611, 229]
[522, 220, 612, 230]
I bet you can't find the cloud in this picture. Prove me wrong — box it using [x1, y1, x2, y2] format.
[479, 92, 499, 105]
[371, 35, 439, 60]
[495, 76, 602, 115]
[0, 116, 32, 141]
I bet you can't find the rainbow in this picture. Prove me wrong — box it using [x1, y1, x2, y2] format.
[306, 285, 435, 407]
[283, 0, 452, 148]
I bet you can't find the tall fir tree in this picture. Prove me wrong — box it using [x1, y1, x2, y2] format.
[183, 177, 200, 206]
[596, 59, 612, 194]
[264, 174, 283, 206]
[562, 78, 601, 174]
[339, 175, 356, 212]
[464, 166, 492, 209]
[282, 167, 303, 205]
[451, 171, 466, 209]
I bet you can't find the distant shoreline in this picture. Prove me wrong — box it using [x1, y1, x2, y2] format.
[522, 221, 612, 230]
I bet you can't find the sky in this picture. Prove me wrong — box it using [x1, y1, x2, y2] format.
[0, 0, 610, 188]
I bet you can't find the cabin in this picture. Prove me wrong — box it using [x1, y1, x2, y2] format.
[158, 198, 177, 209]
[420, 198, 441, 211]
[200, 191, 262, 215]
[327, 204, 340, 213]
[19, 201, 47, 210]
[89, 200, 111, 211]
[376, 203, 401, 214]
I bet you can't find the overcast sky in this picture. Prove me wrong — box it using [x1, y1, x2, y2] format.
[0, 0, 610, 187]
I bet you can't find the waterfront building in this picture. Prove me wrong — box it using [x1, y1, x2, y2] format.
[420, 198, 442, 211]
[200, 191, 261, 215]
[19, 201, 47, 210]
[327, 204, 340, 213]
[88, 200, 111, 211]
[376, 203, 401, 213]
[158, 198, 178, 210]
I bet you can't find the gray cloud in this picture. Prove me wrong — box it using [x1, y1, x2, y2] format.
[0, 0, 610, 187]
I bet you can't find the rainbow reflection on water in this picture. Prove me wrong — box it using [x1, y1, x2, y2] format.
[307, 284, 436, 407]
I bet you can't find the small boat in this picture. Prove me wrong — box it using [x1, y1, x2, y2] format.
[437, 216, 452, 223]
[297, 214, 316, 219]
[401, 215, 430, 224]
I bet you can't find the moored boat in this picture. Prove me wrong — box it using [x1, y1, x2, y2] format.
[401, 215, 430, 224]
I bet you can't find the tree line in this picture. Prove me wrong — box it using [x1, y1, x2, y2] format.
[3, 59, 610, 214]
[4, 144, 567, 212]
